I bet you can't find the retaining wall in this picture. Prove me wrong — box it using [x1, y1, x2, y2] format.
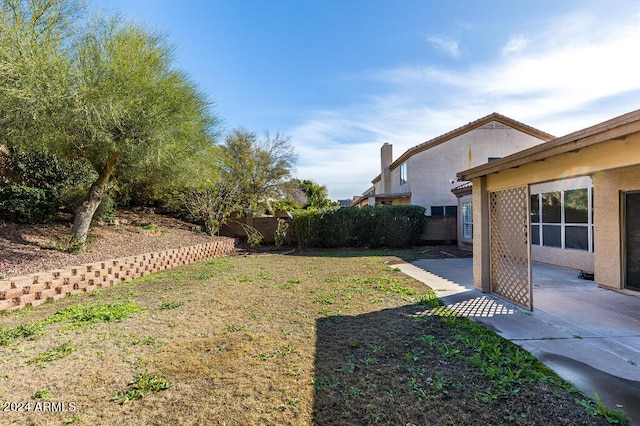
[0, 238, 235, 313]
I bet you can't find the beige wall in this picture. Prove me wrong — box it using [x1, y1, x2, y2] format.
[531, 245, 593, 272]
[593, 166, 640, 290]
[472, 176, 491, 292]
[391, 123, 547, 215]
[473, 133, 640, 292]
[377, 198, 411, 206]
[484, 134, 640, 192]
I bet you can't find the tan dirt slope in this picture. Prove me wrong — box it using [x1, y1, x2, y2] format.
[0, 209, 225, 279]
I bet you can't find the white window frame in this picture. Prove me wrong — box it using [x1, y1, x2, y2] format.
[400, 162, 407, 185]
[530, 187, 593, 252]
[462, 201, 473, 239]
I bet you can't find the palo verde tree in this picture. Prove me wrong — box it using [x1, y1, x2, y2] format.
[0, 0, 218, 251]
[219, 129, 297, 211]
[68, 17, 218, 237]
[0, 0, 81, 146]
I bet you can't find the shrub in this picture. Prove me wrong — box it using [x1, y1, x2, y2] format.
[0, 147, 96, 223]
[0, 183, 57, 223]
[291, 205, 426, 248]
[180, 181, 242, 235]
[274, 218, 289, 249]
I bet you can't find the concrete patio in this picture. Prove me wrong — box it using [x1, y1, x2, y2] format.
[396, 258, 640, 425]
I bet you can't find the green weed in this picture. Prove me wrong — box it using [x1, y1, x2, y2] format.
[26, 341, 77, 366]
[112, 370, 171, 404]
[0, 323, 46, 346]
[313, 295, 334, 305]
[131, 336, 158, 345]
[576, 392, 628, 425]
[32, 389, 52, 400]
[49, 301, 144, 328]
[159, 301, 185, 310]
[63, 414, 83, 424]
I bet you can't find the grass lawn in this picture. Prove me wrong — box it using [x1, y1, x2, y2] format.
[0, 249, 626, 425]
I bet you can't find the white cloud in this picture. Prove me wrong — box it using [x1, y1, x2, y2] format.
[426, 35, 460, 57]
[289, 7, 640, 199]
[501, 35, 529, 56]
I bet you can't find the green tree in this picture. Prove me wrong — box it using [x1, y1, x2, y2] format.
[300, 179, 332, 209]
[0, 0, 218, 250]
[219, 129, 297, 210]
[0, 0, 81, 148]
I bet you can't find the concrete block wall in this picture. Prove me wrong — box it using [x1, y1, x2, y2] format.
[221, 216, 293, 244]
[421, 215, 457, 244]
[0, 238, 235, 313]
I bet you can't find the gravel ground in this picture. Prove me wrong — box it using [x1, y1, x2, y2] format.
[0, 209, 228, 278]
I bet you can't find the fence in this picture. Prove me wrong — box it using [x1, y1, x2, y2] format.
[220, 211, 292, 244]
[421, 215, 457, 244]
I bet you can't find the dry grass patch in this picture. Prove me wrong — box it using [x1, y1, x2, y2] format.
[0, 249, 623, 425]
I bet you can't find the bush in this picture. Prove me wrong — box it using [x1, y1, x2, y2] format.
[291, 205, 426, 249]
[0, 183, 58, 223]
[0, 147, 96, 223]
[8, 148, 95, 197]
[180, 181, 242, 235]
[94, 194, 116, 222]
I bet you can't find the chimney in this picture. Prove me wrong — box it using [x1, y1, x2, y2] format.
[381, 143, 392, 194]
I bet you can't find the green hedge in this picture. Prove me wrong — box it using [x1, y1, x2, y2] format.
[291, 205, 426, 248]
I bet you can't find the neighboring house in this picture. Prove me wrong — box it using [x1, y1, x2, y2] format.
[352, 113, 554, 222]
[456, 108, 640, 310]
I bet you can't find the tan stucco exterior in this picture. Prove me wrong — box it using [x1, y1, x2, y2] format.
[361, 114, 553, 214]
[592, 166, 640, 290]
[390, 122, 549, 214]
[459, 109, 640, 296]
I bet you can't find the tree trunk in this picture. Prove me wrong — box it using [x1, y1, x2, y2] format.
[69, 152, 118, 252]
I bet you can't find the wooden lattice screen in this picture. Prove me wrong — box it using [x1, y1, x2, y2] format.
[489, 186, 532, 310]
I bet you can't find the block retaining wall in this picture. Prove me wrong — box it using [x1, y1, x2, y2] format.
[0, 238, 235, 313]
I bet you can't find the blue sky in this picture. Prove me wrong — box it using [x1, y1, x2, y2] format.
[96, 0, 640, 200]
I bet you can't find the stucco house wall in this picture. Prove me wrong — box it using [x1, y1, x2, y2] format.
[358, 114, 554, 214]
[458, 109, 640, 295]
[592, 166, 640, 290]
[398, 123, 547, 215]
